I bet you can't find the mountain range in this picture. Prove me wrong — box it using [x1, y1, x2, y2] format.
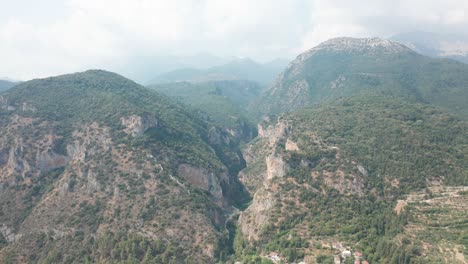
[0, 37, 467, 264]
[148, 58, 288, 85]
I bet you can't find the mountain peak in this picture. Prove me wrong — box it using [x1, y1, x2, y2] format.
[294, 37, 412, 65]
[318, 37, 405, 49]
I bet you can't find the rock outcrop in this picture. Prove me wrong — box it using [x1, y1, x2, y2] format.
[178, 164, 226, 203]
[238, 120, 290, 240]
[121, 113, 158, 136]
[36, 150, 70, 171]
[285, 138, 299, 151]
[265, 154, 286, 181]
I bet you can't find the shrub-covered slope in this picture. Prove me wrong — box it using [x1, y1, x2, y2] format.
[0, 70, 249, 263]
[236, 93, 467, 263]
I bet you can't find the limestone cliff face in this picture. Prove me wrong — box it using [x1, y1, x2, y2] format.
[178, 164, 226, 204]
[208, 119, 257, 146]
[238, 121, 291, 240]
[238, 118, 367, 241]
[239, 189, 275, 240]
[265, 154, 286, 182]
[120, 113, 158, 136]
[285, 138, 299, 151]
[257, 121, 290, 144]
[36, 151, 70, 171]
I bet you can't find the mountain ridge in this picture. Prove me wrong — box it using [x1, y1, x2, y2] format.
[254, 37, 468, 118]
[149, 58, 288, 85]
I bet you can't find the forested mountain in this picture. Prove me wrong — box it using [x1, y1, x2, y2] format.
[234, 38, 468, 263]
[236, 94, 467, 263]
[0, 70, 250, 263]
[254, 37, 468, 119]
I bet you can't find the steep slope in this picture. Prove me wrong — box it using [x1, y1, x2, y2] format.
[149, 58, 288, 85]
[0, 70, 249, 263]
[233, 38, 468, 264]
[236, 94, 468, 263]
[255, 37, 468, 118]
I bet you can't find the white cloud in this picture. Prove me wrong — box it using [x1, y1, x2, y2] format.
[0, 0, 467, 81]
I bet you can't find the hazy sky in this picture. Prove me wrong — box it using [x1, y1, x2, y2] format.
[1, 0, 468, 81]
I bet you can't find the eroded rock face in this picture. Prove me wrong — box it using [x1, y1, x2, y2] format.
[238, 189, 275, 240]
[238, 121, 290, 240]
[66, 141, 86, 162]
[121, 113, 158, 136]
[177, 164, 225, 202]
[36, 151, 70, 171]
[258, 121, 290, 146]
[265, 154, 286, 182]
[285, 138, 299, 151]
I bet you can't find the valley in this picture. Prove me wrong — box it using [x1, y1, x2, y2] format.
[0, 37, 467, 264]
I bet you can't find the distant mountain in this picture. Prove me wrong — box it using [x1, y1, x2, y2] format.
[111, 53, 231, 83]
[0, 70, 250, 263]
[0, 80, 18, 91]
[254, 37, 468, 118]
[149, 58, 288, 85]
[391, 31, 468, 64]
[150, 80, 262, 142]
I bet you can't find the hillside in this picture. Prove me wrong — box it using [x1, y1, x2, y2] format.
[231, 38, 468, 264]
[0, 70, 250, 263]
[254, 37, 468, 119]
[149, 58, 288, 85]
[235, 93, 468, 263]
